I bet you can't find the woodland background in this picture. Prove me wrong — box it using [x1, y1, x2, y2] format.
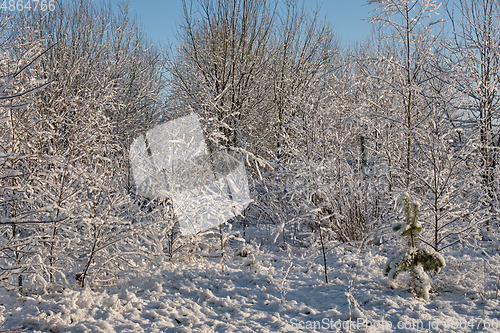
[1, 0, 499, 298]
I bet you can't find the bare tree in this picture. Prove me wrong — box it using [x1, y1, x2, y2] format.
[368, 0, 444, 191]
[0, 12, 56, 292]
[268, 1, 335, 162]
[445, 0, 500, 204]
[171, 0, 277, 151]
[1, 0, 164, 292]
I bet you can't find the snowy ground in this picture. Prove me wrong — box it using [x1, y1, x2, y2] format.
[0, 227, 499, 332]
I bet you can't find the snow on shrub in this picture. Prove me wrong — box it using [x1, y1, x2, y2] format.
[384, 193, 445, 300]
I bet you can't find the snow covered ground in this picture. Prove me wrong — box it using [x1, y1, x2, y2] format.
[0, 226, 499, 332]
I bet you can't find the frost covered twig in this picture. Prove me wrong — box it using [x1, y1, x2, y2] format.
[280, 262, 293, 304]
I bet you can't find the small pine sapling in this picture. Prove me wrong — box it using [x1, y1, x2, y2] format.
[384, 193, 445, 300]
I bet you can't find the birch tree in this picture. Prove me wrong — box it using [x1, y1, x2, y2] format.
[445, 0, 500, 206]
[368, 0, 444, 191]
[0, 13, 56, 291]
[171, 0, 277, 151]
[1, 0, 164, 291]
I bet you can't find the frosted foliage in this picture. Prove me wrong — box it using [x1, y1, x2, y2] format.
[130, 113, 250, 235]
[384, 193, 445, 301]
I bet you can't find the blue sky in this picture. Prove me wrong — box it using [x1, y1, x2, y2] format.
[127, 0, 376, 49]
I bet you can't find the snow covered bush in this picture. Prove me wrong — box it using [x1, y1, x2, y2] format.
[311, 174, 380, 244]
[0, 16, 56, 292]
[384, 193, 445, 301]
[0, 0, 164, 293]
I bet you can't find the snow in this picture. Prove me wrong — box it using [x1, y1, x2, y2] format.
[1, 227, 498, 332]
